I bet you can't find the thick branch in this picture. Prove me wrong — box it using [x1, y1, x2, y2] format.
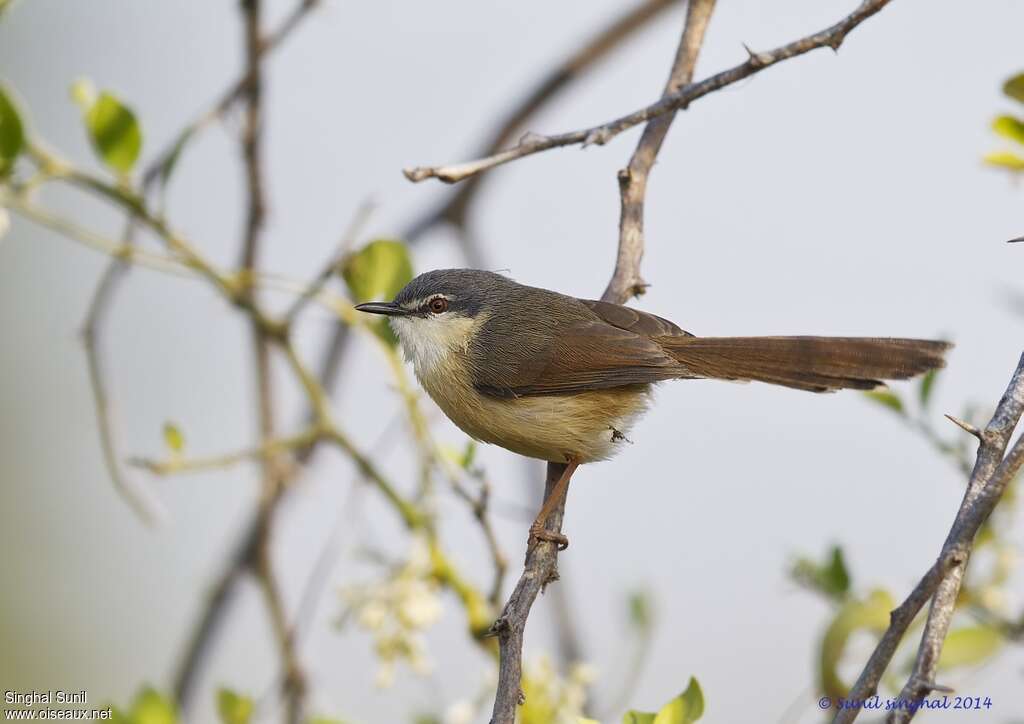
[404, 0, 893, 186]
[604, 0, 715, 304]
[488, 4, 715, 721]
[835, 353, 1024, 724]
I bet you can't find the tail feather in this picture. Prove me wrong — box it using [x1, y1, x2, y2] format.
[657, 336, 951, 393]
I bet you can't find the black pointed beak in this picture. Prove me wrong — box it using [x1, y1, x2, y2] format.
[354, 301, 410, 317]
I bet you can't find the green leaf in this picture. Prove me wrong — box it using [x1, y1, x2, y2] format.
[0, 83, 25, 176]
[459, 440, 477, 470]
[628, 589, 653, 630]
[130, 688, 177, 724]
[652, 678, 704, 724]
[820, 590, 894, 701]
[918, 369, 937, 409]
[163, 421, 185, 454]
[76, 86, 142, 174]
[342, 239, 413, 348]
[1003, 73, 1024, 104]
[341, 239, 413, 303]
[984, 150, 1024, 171]
[938, 626, 1002, 670]
[863, 389, 904, 415]
[216, 689, 253, 724]
[159, 127, 195, 190]
[992, 115, 1024, 145]
[623, 713, 656, 724]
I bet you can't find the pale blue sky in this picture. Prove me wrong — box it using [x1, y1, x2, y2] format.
[2, 1, 1023, 722]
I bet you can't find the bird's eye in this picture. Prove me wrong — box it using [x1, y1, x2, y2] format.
[428, 297, 448, 314]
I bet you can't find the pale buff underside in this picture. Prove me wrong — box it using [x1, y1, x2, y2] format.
[391, 313, 650, 463]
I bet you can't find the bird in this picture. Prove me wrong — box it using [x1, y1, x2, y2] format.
[355, 268, 950, 549]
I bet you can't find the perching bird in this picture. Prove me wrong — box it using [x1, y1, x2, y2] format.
[356, 269, 950, 548]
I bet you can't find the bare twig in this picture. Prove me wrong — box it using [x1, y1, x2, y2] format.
[81, 261, 166, 525]
[284, 198, 375, 325]
[403, 0, 681, 243]
[835, 353, 1024, 724]
[235, 2, 307, 722]
[404, 0, 894, 186]
[142, 0, 322, 190]
[449, 469, 509, 607]
[487, 3, 716, 721]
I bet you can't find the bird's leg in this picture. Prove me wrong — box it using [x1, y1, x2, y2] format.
[528, 459, 579, 551]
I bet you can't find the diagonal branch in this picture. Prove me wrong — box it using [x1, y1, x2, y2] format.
[487, 2, 716, 721]
[404, 0, 894, 186]
[402, 0, 682, 243]
[834, 353, 1024, 724]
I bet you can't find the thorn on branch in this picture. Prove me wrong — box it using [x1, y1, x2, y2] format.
[741, 43, 770, 67]
[518, 131, 550, 147]
[485, 614, 512, 638]
[944, 414, 982, 440]
[583, 127, 613, 147]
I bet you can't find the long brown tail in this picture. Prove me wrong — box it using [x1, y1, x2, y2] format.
[657, 336, 951, 393]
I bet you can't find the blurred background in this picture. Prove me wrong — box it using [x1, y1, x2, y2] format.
[2, 0, 1023, 722]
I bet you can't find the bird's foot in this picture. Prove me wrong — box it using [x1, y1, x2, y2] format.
[528, 521, 569, 551]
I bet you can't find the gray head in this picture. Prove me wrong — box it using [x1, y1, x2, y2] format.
[354, 268, 519, 320]
[355, 269, 528, 374]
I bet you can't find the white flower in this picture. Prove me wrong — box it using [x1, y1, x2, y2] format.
[444, 700, 474, 724]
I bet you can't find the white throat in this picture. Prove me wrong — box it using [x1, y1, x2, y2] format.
[389, 315, 476, 378]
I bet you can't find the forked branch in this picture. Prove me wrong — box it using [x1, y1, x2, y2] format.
[404, 0, 894, 186]
[835, 353, 1024, 724]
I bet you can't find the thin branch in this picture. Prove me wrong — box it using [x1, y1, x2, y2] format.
[81, 261, 167, 525]
[403, 0, 894, 186]
[128, 427, 320, 475]
[402, 0, 682, 243]
[284, 198, 375, 325]
[236, 2, 307, 722]
[487, 3, 716, 721]
[835, 352, 1024, 724]
[142, 0, 322, 190]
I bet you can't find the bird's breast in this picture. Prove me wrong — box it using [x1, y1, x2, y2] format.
[413, 351, 651, 463]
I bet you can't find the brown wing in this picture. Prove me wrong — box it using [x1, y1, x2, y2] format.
[473, 299, 689, 398]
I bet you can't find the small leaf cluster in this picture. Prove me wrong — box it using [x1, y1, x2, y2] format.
[985, 72, 1024, 172]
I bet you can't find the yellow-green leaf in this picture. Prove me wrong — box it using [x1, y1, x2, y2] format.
[938, 626, 1002, 670]
[460, 440, 477, 470]
[341, 239, 413, 304]
[216, 688, 253, 724]
[1003, 73, 1024, 104]
[984, 150, 1024, 171]
[628, 589, 653, 630]
[992, 115, 1024, 145]
[0, 83, 25, 176]
[622, 713, 656, 724]
[652, 678, 704, 724]
[820, 589, 894, 701]
[918, 369, 937, 409]
[163, 421, 185, 454]
[863, 389, 904, 415]
[130, 688, 177, 724]
[76, 86, 142, 174]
